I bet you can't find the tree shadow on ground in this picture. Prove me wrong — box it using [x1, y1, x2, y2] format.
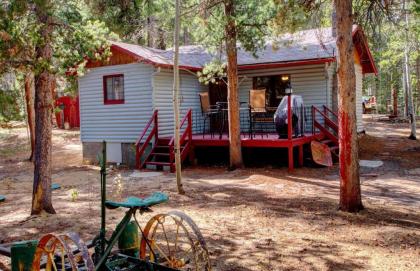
[1, 169, 419, 270]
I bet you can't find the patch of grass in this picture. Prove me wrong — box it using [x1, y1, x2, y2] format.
[0, 128, 30, 158]
[0, 143, 29, 157]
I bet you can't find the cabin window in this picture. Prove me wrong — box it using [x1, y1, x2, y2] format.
[253, 75, 291, 108]
[103, 74, 124, 104]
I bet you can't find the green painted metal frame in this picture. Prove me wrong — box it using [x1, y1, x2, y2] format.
[92, 141, 177, 271]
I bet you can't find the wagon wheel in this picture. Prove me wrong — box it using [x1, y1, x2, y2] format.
[32, 232, 94, 271]
[139, 211, 211, 271]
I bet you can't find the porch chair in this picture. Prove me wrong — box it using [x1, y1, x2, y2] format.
[199, 92, 220, 138]
[249, 89, 271, 139]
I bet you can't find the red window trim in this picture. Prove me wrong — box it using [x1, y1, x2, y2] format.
[103, 74, 125, 105]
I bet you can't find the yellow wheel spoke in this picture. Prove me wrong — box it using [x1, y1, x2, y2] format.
[152, 242, 172, 264]
[174, 222, 180, 253]
[61, 246, 65, 271]
[159, 222, 172, 257]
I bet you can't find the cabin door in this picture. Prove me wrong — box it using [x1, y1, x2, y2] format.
[209, 81, 227, 105]
[208, 81, 227, 132]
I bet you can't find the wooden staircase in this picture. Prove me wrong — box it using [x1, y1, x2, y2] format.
[312, 105, 339, 159]
[135, 110, 192, 172]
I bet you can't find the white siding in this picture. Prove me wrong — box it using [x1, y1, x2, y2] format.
[238, 64, 330, 131]
[355, 63, 364, 132]
[78, 63, 154, 143]
[153, 69, 206, 137]
[238, 64, 330, 109]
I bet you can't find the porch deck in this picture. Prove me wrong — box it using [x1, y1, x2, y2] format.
[136, 105, 337, 172]
[191, 132, 322, 148]
[187, 132, 325, 171]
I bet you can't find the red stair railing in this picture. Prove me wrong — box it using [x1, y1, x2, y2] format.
[135, 110, 158, 169]
[323, 105, 338, 119]
[168, 109, 192, 172]
[312, 106, 338, 144]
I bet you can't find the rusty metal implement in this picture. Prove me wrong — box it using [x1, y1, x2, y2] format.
[28, 141, 211, 271]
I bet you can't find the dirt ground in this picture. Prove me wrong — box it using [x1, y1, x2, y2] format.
[0, 116, 419, 271]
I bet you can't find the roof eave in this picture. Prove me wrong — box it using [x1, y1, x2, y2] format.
[238, 58, 336, 71]
[352, 26, 378, 75]
[111, 44, 202, 72]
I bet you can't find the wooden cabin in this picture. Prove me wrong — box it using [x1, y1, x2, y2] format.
[78, 26, 376, 171]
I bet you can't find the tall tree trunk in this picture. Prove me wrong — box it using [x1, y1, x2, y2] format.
[173, 0, 185, 195]
[224, 0, 243, 169]
[392, 87, 398, 116]
[32, 1, 56, 215]
[402, 63, 408, 116]
[335, 0, 363, 212]
[146, 0, 153, 47]
[183, 26, 190, 45]
[24, 72, 35, 161]
[416, 54, 420, 114]
[403, 0, 416, 140]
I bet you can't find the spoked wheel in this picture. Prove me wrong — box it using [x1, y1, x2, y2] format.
[139, 211, 211, 271]
[32, 232, 94, 271]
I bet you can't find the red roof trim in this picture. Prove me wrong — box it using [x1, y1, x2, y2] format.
[352, 26, 378, 75]
[238, 58, 336, 70]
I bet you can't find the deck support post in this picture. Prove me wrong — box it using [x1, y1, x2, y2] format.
[287, 93, 294, 172]
[298, 145, 304, 167]
[189, 145, 196, 165]
[288, 146, 294, 172]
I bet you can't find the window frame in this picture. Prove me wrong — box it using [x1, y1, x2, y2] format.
[103, 74, 125, 105]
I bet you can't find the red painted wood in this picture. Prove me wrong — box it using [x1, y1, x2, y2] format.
[55, 96, 80, 128]
[323, 105, 338, 118]
[352, 27, 377, 75]
[312, 106, 339, 142]
[298, 145, 304, 167]
[136, 110, 158, 169]
[288, 146, 294, 172]
[169, 109, 192, 168]
[136, 110, 158, 146]
[89, 44, 202, 72]
[238, 58, 335, 71]
[314, 121, 338, 145]
[190, 133, 320, 148]
[287, 95, 292, 141]
[103, 74, 125, 105]
[145, 161, 171, 166]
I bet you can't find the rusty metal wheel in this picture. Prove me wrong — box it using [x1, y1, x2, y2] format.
[32, 232, 94, 271]
[139, 211, 211, 271]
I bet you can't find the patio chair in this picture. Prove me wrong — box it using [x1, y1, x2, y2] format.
[249, 89, 271, 139]
[199, 92, 220, 138]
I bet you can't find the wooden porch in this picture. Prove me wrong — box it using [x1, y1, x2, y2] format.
[135, 104, 338, 172]
[191, 132, 320, 148]
[189, 132, 323, 170]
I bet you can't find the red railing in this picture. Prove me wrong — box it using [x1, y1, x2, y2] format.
[323, 105, 338, 120]
[136, 110, 158, 169]
[312, 106, 338, 144]
[169, 109, 192, 172]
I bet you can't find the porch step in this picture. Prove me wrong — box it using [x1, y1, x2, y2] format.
[145, 161, 172, 167]
[136, 109, 192, 173]
[153, 145, 185, 151]
[151, 152, 170, 156]
[157, 138, 171, 145]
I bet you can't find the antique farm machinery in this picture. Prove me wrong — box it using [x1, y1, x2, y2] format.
[0, 142, 211, 271]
